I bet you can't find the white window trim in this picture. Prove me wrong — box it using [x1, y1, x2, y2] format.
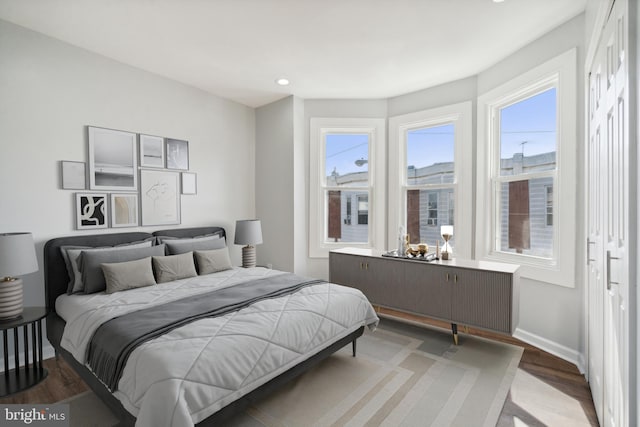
[309, 118, 386, 258]
[476, 48, 577, 287]
[388, 102, 473, 258]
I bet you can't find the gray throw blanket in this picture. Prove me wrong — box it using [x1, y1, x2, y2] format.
[87, 273, 325, 391]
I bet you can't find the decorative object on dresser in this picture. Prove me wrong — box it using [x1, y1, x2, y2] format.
[87, 126, 138, 191]
[234, 219, 263, 268]
[0, 232, 38, 320]
[329, 247, 520, 345]
[440, 225, 453, 260]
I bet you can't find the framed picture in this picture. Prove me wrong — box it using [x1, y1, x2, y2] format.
[88, 126, 138, 191]
[166, 138, 189, 170]
[61, 161, 86, 190]
[140, 169, 181, 226]
[181, 172, 197, 195]
[75, 193, 108, 230]
[139, 134, 165, 168]
[110, 193, 139, 228]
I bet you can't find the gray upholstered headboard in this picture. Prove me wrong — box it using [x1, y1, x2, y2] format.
[43, 227, 226, 311]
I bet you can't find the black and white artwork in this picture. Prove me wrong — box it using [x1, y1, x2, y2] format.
[75, 193, 108, 230]
[166, 138, 189, 170]
[61, 161, 86, 190]
[110, 193, 138, 228]
[139, 134, 165, 168]
[88, 126, 138, 191]
[181, 172, 197, 195]
[140, 169, 181, 226]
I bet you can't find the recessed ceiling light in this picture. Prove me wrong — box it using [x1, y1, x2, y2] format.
[493, 0, 505, 2]
[276, 78, 290, 86]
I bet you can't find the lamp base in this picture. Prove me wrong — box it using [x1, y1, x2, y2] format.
[0, 278, 24, 320]
[242, 246, 257, 268]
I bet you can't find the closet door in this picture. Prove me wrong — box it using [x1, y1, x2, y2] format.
[587, 1, 630, 425]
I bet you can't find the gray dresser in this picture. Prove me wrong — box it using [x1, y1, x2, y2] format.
[329, 248, 520, 341]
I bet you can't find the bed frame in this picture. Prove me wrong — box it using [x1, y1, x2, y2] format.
[43, 227, 364, 426]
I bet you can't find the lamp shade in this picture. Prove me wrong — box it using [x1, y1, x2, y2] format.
[0, 232, 38, 278]
[440, 225, 454, 236]
[234, 220, 263, 246]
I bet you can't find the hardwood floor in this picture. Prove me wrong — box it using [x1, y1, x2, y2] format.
[0, 309, 599, 426]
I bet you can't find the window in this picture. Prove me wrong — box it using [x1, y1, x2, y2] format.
[497, 88, 556, 258]
[476, 48, 576, 287]
[388, 102, 473, 257]
[545, 185, 553, 226]
[357, 194, 368, 225]
[309, 118, 386, 257]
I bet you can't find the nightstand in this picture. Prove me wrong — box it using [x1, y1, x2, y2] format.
[0, 307, 48, 396]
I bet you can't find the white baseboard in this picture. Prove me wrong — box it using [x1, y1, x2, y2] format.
[0, 343, 56, 373]
[514, 327, 586, 373]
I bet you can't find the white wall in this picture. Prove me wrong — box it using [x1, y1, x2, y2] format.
[0, 20, 256, 316]
[478, 14, 586, 367]
[255, 15, 587, 368]
[255, 96, 296, 272]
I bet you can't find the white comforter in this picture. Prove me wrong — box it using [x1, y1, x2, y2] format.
[57, 267, 379, 427]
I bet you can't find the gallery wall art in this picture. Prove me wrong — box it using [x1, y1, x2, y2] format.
[61, 126, 195, 229]
[75, 193, 108, 230]
[140, 169, 181, 226]
[88, 127, 138, 191]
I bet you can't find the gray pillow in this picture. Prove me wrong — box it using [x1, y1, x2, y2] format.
[102, 257, 156, 294]
[152, 252, 198, 284]
[163, 235, 226, 255]
[80, 245, 165, 294]
[194, 248, 233, 275]
[61, 239, 153, 294]
[155, 233, 221, 244]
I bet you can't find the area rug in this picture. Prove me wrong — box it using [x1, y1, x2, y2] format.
[63, 318, 522, 427]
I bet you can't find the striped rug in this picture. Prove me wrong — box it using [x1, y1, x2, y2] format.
[228, 318, 523, 427]
[66, 318, 522, 427]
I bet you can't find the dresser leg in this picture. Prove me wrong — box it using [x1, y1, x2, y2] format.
[352, 339, 357, 357]
[451, 323, 459, 345]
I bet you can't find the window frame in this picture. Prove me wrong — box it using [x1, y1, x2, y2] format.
[388, 102, 473, 258]
[309, 118, 386, 258]
[476, 48, 577, 287]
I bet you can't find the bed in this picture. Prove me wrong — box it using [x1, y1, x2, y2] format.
[44, 227, 378, 426]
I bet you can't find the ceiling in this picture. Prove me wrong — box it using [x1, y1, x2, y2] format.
[0, 0, 586, 108]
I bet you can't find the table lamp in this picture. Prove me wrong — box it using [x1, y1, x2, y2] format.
[234, 220, 263, 268]
[0, 232, 38, 320]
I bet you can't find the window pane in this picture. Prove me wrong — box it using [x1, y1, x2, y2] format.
[497, 177, 554, 258]
[406, 124, 454, 185]
[325, 190, 368, 243]
[406, 188, 455, 248]
[325, 133, 369, 187]
[499, 88, 556, 176]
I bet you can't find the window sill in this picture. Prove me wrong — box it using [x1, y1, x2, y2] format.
[481, 252, 574, 288]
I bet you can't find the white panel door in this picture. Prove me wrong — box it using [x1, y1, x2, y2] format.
[588, 1, 630, 426]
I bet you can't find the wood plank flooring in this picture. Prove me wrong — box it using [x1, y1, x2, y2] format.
[0, 308, 599, 426]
